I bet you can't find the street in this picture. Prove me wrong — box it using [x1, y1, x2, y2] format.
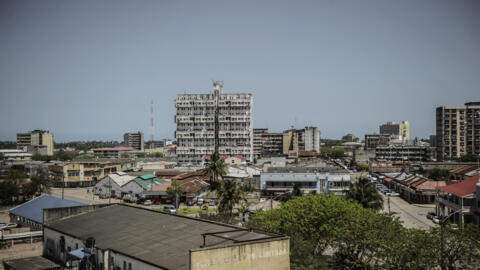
[381, 194, 437, 230]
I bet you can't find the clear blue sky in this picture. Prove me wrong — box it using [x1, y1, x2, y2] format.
[1, 0, 479, 142]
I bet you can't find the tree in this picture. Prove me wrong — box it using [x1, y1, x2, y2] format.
[166, 180, 183, 209]
[0, 152, 4, 161]
[202, 152, 227, 189]
[23, 170, 53, 198]
[136, 152, 147, 158]
[0, 180, 19, 204]
[456, 154, 478, 162]
[217, 179, 244, 218]
[6, 168, 27, 180]
[235, 199, 252, 222]
[292, 183, 303, 197]
[346, 178, 383, 211]
[431, 223, 480, 269]
[429, 168, 445, 180]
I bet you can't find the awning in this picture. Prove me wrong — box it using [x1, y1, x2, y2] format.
[69, 248, 87, 259]
[385, 178, 392, 182]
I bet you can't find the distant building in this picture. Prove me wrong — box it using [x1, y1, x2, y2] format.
[375, 145, 432, 162]
[379, 121, 410, 141]
[364, 134, 391, 150]
[123, 132, 144, 151]
[283, 127, 320, 157]
[436, 102, 480, 161]
[0, 149, 32, 163]
[253, 128, 268, 158]
[43, 204, 289, 270]
[253, 129, 284, 158]
[175, 81, 253, 164]
[342, 133, 359, 142]
[92, 146, 135, 158]
[16, 130, 54, 155]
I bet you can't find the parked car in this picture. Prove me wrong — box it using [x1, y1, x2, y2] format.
[186, 200, 195, 206]
[259, 197, 266, 202]
[426, 212, 436, 220]
[163, 205, 177, 214]
[99, 193, 110, 199]
[165, 198, 173, 204]
[143, 200, 153, 206]
[197, 197, 204, 205]
[208, 200, 217, 206]
[432, 216, 441, 224]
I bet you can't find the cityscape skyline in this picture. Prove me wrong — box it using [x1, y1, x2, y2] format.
[1, 0, 480, 142]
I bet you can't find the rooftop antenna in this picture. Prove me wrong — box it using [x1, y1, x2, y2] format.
[150, 100, 154, 149]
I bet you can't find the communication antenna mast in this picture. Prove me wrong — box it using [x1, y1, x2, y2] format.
[150, 100, 154, 149]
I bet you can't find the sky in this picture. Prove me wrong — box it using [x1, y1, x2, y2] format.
[1, 0, 479, 142]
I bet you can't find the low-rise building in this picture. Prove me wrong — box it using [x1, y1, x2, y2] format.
[375, 145, 431, 161]
[43, 204, 290, 270]
[121, 174, 168, 198]
[8, 195, 85, 230]
[437, 175, 479, 225]
[49, 161, 121, 187]
[92, 147, 135, 158]
[260, 167, 351, 196]
[0, 149, 32, 163]
[94, 171, 136, 199]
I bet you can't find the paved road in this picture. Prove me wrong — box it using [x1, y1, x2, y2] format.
[49, 187, 122, 205]
[381, 194, 437, 230]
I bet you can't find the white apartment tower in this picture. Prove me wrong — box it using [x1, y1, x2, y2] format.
[174, 81, 253, 164]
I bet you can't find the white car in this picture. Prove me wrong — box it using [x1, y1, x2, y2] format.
[259, 197, 266, 202]
[143, 200, 153, 206]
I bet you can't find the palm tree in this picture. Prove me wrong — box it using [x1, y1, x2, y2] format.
[346, 178, 384, 211]
[202, 152, 227, 189]
[217, 179, 244, 218]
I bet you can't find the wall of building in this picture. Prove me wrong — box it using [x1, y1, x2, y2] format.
[190, 238, 290, 270]
[43, 204, 111, 224]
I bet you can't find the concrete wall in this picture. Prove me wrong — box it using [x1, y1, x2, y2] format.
[190, 238, 290, 270]
[43, 204, 112, 224]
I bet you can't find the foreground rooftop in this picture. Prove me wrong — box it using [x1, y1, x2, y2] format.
[45, 204, 281, 270]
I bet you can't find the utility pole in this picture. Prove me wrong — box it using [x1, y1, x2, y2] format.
[387, 195, 391, 215]
[62, 179, 65, 200]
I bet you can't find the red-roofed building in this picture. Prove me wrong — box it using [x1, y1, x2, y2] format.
[437, 175, 479, 225]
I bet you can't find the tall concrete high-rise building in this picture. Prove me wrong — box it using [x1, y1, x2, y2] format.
[123, 132, 144, 151]
[16, 130, 54, 155]
[436, 102, 480, 161]
[379, 121, 410, 140]
[174, 81, 253, 164]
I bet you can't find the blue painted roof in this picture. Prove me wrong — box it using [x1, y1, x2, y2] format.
[9, 195, 86, 223]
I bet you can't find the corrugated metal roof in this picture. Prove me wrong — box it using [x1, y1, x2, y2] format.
[46, 204, 279, 270]
[9, 195, 85, 223]
[108, 172, 136, 187]
[439, 175, 479, 197]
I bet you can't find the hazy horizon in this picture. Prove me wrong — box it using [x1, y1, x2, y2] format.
[1, 0, 480, 142]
